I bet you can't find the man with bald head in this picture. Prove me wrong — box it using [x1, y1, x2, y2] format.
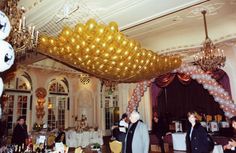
[124, 111, 149, 153]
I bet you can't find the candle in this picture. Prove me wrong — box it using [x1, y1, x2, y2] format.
[19, 19, 22, 31]
[28, 26, 31, 33]
[22, 16, 26, 29]
[35, 31, 39, 44]
[31, 26, 35, 39]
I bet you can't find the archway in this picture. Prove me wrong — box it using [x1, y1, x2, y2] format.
[127, 64, 236, 118]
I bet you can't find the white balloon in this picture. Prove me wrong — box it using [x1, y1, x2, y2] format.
[0, 40, 15, 72]
[214, 97, 219, 102]
[0, 11, 11, 40]
[203, 84, 208, 89]
[0, 78, 3, 96]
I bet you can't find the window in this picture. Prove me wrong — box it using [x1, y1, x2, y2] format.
[104, 84, 119, 130]
[47, 78, 69, 130]
[2, 72, 32, 134]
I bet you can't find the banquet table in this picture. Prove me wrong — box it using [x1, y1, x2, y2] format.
[212, 145, 224, 153]
[65, 130, 103, 148]
[171, 133, 225, 153]
[172, 132, 187, 151]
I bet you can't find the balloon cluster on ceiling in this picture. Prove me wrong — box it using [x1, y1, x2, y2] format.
[38, 19, 182, 83]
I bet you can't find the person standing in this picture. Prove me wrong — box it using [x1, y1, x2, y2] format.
[118, 113, 129, 152]
[224, 116, 236, 153]
[152, 116, 166, 153]
[186, 111, 213, 153]
[124, 111, 149, 153]
[12, 116, 28, 150]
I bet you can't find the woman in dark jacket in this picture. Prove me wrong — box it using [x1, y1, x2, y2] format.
[186, 111, 212, 153]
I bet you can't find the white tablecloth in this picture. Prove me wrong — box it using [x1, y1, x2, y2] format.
[213, 145, 223, 153]
[65, 130, 103, 148]
[172, 132, 187, 151]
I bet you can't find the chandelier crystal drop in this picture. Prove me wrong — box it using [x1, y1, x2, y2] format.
[194, 10, 226, 72]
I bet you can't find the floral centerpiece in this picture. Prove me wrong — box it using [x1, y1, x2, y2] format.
[91, 143, 101, 151]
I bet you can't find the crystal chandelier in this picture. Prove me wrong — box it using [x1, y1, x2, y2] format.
[194, 10, 226, 72]
[2, 0, 39, 61]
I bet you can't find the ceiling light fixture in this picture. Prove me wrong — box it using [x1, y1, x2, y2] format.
[3, 0, 39, 62]
[194, 10, 226, 71]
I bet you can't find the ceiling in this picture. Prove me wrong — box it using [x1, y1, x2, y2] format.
[19, 0, 205, 35]
[8, 0, 236, 71]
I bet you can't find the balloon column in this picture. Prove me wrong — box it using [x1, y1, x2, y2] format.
[126, 79, 154, 114]
[38, 19, 182, 83]
[177, 64, 236, 118]
[0, 11, 15, 118]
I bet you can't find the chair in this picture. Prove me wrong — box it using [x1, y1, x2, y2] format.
[74, 147, 83, 153]
[109, 140, 122, 153]
[47, 134, 56, 147]
[209, 121, 219, 132]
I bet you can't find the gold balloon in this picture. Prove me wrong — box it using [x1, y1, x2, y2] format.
[104, 33, 114, 44]
[39, 35, 49, 45]
[74, 23, 84, 35]
[85, 19, 97, 33]
[108, 21, 118, 32]
[48, 37, 57, 47]
[58, 35, 67, 44]
[96, 24, 106, 36]
[61, 26, 73, 38]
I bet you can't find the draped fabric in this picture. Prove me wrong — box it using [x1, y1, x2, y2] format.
[150, 69, 231, 121]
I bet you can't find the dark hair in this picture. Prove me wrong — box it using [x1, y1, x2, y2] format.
[17, 116, 25, 121]
[231, 116, 236, 122]
[121, 113, 127, 119]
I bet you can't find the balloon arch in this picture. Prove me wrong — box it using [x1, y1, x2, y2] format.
[126, 64, 236, 118]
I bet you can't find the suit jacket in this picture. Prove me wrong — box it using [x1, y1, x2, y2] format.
[12, 124, 28, 145]
[186, 123, 210, 153]
[125, 121, 150, 153]
[152, 118, 166, 138]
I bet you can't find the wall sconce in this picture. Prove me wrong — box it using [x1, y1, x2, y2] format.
[80, 73, 90, 85]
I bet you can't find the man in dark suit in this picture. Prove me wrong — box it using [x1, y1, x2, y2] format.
[152, 116, 166, 153]
[12, 116, 28, 148]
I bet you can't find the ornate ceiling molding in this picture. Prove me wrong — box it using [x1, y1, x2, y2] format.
[125, 15, 183, 38]
[230, 0, 236, 5]
[186, 2, 224, 18]
[159, 33, 236, 54]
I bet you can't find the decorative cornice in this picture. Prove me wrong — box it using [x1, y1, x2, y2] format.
[158, 33, 236, 54]
[186, 2, 224, 18]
